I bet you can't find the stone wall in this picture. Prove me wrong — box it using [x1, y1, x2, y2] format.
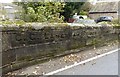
[1, 24, 119, 74]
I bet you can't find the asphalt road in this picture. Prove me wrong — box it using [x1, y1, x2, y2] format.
[53, 51, 118, 75]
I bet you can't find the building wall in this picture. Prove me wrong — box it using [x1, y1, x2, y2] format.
[89, 13, 118, 19]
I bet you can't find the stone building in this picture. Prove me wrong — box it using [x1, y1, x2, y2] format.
[89, 2, 118, 19]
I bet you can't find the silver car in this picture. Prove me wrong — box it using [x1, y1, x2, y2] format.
[95, 16, 113, 23]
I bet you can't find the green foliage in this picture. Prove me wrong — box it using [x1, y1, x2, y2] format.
[14, 2, 65, 23]
[110, 19, 120, 27]
[80, 10, 88, 15]
[62, 2, 84, 21]
[15, 19, 25, 25]
[1, 20, 13, 25]
[13, 2, 85, 22]
[13, 2, 87, 23]
[79, 2, 92, 16]
[1, 19, 25, 25]
[112, 19, 119, 24]
[80, 2, 92, 12]
[97, 19, 120, 27]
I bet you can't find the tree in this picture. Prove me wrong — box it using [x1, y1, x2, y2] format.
[61, 2, 84, 22]
[13, 2, 86, 22]
[13, 2, 65, 22]
[80, 2, 93, 15]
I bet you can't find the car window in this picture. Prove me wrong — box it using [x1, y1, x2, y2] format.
[103, 17, 106, 19]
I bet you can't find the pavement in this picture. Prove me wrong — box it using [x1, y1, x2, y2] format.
[52, 50, 118, 75]
[9, 41, 119, 75]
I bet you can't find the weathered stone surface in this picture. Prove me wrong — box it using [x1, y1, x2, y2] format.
[1, 24, 119, 74]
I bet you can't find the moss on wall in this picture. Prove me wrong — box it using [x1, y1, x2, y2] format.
[1, 24, 119, 74]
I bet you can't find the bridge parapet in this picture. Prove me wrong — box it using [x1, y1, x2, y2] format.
[1, 24, 119, 74]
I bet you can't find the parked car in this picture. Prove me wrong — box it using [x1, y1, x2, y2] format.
[95, 16, 113, 23]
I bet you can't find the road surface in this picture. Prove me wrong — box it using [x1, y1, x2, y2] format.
[52, 51, 118, 75]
